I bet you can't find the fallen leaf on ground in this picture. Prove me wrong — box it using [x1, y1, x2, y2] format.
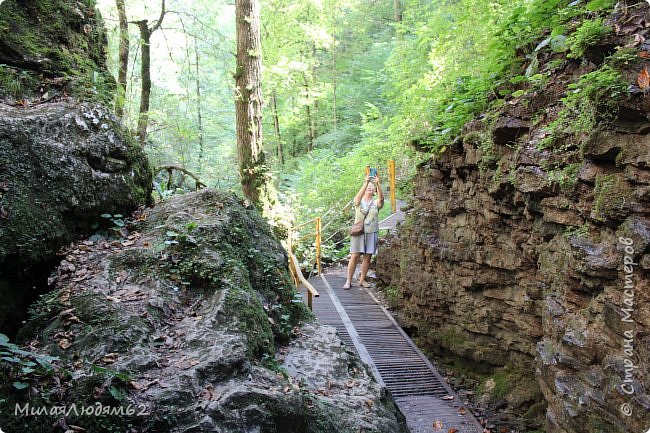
[199, 386, 215, 400]
[58, 338, 72, 349]
[102, 353, 118, 363]
[448, 429, 458, 433]
[458, 407, 466, 415]
[433, 420, 444, 431]
[638, 66, 650, 90]
[441, 395, 454, 400]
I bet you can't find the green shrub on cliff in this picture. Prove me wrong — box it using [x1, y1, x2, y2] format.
[567, 18, 612, 59]
[538, 65, 629, 149]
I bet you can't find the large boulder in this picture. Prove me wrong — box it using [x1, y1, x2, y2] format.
[0, 0, 114, 102]
[0, 102, 151, 334]
[0, 189, 406, 433]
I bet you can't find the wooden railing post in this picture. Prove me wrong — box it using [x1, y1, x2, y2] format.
[388, 159, 396, 213]
[315, 217, 322, 275]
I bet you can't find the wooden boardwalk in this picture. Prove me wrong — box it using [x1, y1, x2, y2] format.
[303, 267, 483, 433]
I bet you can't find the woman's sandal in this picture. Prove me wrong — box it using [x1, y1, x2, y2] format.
[342, 282, 351, 289]
[359, 281, 370, 288]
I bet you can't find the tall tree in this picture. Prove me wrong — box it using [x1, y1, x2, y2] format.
[135, 0, 166, 145]
[115, 0, 129, 117]
[271, 91, 284, 164]
[393, 0, 402, 22]
[235, 0, 268, 205]
[193, 35, 205, 174]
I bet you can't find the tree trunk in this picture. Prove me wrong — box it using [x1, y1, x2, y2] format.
[393, 0, 402, 22]
[136, 20, 151, 144]
[271, 91, 284, 164]
[235, 0, 267, 205]
[136, 0, 165, 145]
[303, 73, 314, 152]
[332, 42, 337, 132]
[115, 0, 129, 117]
[194, 36, 204, 174]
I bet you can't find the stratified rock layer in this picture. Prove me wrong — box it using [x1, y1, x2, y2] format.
[377, 9, 649, 433]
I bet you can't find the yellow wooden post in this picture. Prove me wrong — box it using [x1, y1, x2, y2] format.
[287, 226, 293, 254]
[388, 159, 396, 213]
[365, 165, 370, 177]
[315, 217, 322, 275]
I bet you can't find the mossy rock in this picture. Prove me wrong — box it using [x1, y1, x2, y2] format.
[0, 190, 406, 433]
[0, 102, 151, 334]
[591, 173, 633, 223]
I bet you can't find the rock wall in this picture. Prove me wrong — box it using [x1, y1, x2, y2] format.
[1, 189, 407, 433]
[0, 102, 151, 335]
[0, 0, 114, 102]
[377, 7, 649, 433]
[0, 0, 152, 335]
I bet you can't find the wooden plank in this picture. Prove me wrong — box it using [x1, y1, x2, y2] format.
[309, 269, 484, 433]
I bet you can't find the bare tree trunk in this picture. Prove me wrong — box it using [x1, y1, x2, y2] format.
[235, 0, 267, 205]
[393, 0, 402, 22]
[136, 20, 151, 144]
[115, 0, 129, 117]
[271, 91, 284, 164]
[303, 73, 314, 152]
[136, 0, 166, 145]
[332, 42, 337, 132]
[193, 36, 204, 174]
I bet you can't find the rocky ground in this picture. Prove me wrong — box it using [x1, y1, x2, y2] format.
[1, 189, 407, 433]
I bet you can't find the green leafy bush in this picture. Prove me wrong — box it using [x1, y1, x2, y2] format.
[567, 18, 612, 59]
[538, 65, 629, 149]
[0, 333, 59, 390]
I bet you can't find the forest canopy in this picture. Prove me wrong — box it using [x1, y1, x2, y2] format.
[95, 0, 620, 264]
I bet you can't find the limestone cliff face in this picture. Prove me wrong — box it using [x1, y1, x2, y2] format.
[0, 102, 152, 335]
[0, 0, 151, 335]
[377, 6, 649, 433]
[0, 0, 114, 102]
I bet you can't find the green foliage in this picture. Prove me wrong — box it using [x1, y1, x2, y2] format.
[0, 64, 39, 99]
[546, 163, 582, 190]
[100, 212, 126, 231]
[0, 333, 59, 387]
[607, 47, 639, 68]
[567, 18, 612, 59]
[27, 289, 63, 328]
[539, 65, 629, 149]
[564, 223, 590, 239]
[382, 286, 399, 309]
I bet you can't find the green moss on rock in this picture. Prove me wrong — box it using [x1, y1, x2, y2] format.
[0, 0, 115, 102]
[591, 173, 633, 222]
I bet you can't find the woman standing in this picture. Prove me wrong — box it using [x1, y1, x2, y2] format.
[343, 173, 384, 289]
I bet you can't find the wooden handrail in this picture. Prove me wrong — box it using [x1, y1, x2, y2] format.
[288, 252, 319, 310]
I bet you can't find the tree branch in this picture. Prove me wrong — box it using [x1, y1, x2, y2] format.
[150, 0, 166, 32]
[154, 165, 207, 189]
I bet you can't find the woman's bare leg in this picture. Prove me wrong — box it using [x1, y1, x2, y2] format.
[344, 253, 360, 288]
[359, 254, 371, 287]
